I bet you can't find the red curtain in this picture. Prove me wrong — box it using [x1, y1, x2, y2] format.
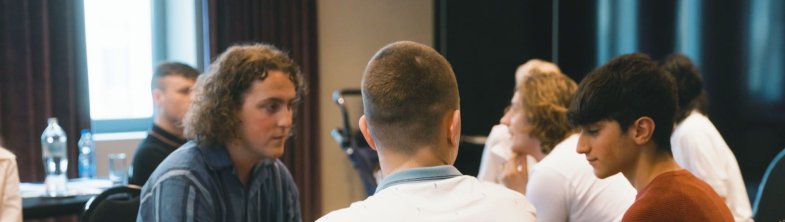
[0, 0, 90, 221]
[206, 0, 322, 220]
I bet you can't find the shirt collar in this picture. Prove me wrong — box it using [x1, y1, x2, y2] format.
[151, 124, 187, 146]
[198, 143, 277, 170]
[375, 165, 463, 193]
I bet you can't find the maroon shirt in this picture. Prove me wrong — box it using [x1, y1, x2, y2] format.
[622, 170, 734, 222]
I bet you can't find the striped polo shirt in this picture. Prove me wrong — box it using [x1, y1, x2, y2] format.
[137, 141, 301, 222]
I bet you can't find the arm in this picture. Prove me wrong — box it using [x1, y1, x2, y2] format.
[0, 160, 21, 222]
[137, 174, 215, 222]
[277, 160, 302, 222]
[478, 125, 511, 183]
[500, 152, 528, 194]
[526, 167, 569, 222]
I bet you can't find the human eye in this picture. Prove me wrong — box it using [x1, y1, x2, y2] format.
[258, 103, 280, 113]
[582, 126, 599, 136]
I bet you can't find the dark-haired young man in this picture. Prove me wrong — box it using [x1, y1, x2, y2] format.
[317, 41, 536, 222]
[130, 62, 198, 186]
[661, 53, 752, 222]
[567, 53, 733, 221]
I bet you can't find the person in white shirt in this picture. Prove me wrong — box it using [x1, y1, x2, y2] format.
[660, 53, 752, 222]
[0, 145, 21, 222]
[317, 41, 537, 222]
[499, 70, 636, 222]
[478, 59, 560, 184]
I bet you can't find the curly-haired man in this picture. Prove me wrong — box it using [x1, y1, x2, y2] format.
[137, 43, 305, 222]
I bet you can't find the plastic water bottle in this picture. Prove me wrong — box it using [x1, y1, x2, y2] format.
[41, 118, 69, 196]
[78, 129, 96, 179]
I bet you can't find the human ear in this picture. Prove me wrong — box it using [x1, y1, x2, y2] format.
[152, 88, 164, 106]
[631, 117, 655, 145]
[359, 115, 377, 150]
[448, 110, 461, 147]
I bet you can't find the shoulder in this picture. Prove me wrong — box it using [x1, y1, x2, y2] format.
[132, 141, 169, 161]
[672, 112, 716, 139]
[144, 143, 212, 188]
[473, 177, 536, 208]
[270, 159, 299, 193]
[317, 208, 364, 222]
[631, 171, 719, 213]
[0, 147, 15, 160]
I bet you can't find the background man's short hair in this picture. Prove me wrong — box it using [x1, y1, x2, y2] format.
[518, 71, 577, 154]
[567, 53, 678, 153]
[362, 41, 459, 154]
[183, 43, 305, 146]
[151, 61, 200, 90]
[659, 53, 708, 123]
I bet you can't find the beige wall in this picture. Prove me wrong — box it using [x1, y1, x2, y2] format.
[317, 0, 434, 216]
[93, 132, 144, 177]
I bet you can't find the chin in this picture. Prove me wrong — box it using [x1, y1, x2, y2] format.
[594, 168, 621, 179]
[259, 146, 285, 159]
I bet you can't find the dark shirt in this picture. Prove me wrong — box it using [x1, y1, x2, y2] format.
[129, 124, 187, 186]
[622, 170, 734, 222]
[136, 141, 302, 222]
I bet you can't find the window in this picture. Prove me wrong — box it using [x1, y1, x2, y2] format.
[84, 0, 205, 134]
[84, 0, 154, 132]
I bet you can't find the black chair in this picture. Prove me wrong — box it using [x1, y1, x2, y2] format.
[331, 89, 380, 196]
[753, 148, 785, 222]
[81, 185, 142, 222]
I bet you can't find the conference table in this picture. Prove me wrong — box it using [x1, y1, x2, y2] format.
[21, 179, 113, 220]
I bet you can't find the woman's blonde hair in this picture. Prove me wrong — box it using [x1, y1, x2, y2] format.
[183, 43, 305, 146]
[517, 71, 577, 154]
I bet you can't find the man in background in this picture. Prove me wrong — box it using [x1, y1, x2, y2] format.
[661, 53, 752, 221]
[318, 41, 536, 222]
[129, 62, 198, 186]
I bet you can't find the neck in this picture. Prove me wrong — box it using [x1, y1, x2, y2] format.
[622, 144, 682, 192]
[378, 145, 450, 177]
[154, 115, 184, 138]
[224, 141, 263, 187]
[531, 151, 547, 162]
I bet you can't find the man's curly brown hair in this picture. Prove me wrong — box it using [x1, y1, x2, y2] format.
[183, 43, 305, 146]
[518, 71, 578, 154]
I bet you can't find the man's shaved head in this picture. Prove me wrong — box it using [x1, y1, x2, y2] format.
[362, 41, 460, 154]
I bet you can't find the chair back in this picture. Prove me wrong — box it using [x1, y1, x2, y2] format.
[82, 185, 142, 222]
[753, 148, 785, 222]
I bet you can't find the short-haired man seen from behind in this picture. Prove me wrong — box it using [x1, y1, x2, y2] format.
[660, 53, 752, 222]
[567, 53, 733, 221]
[137, 44, 303, 222]
[499, 71, 636, 221]
[129, 62, 198, 186]
[318, 41, 537, 222]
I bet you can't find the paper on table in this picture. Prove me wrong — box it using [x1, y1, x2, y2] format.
[20, 179, 113, 198]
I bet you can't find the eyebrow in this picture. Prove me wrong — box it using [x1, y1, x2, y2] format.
[257, 97, 295, 104]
